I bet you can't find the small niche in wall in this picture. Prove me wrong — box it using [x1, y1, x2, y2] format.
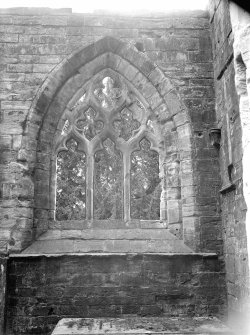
[220, 163, 236, 195]
[228, 163, 234, 183]
[194, 130, 203, 138]
[134, 41, 144, 52]
[209, 128, 221, 149]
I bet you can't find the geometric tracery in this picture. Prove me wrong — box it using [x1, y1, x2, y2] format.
[57, 73, 160, 221]
[75, 107, 104, 141]
[113, 107, 141, 141]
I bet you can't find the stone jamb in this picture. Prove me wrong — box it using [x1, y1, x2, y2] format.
[229, 2, 250, 271]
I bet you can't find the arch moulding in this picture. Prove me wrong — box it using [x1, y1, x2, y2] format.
[17, 36, 197, 252]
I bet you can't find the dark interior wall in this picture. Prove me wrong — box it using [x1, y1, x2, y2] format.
[208, 0, 249, 315]
[6, 254, 227, 335]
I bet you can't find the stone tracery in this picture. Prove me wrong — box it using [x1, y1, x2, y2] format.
[113, 108, 141, 141]
[1, 13, 246, 332]
[55, 72, 162, 221]
[75, 107, 104, 141]
[94, 76, 123, 109]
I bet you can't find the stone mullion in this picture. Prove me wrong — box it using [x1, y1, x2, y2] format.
[50, 155, 57, 221]
[123, 151, 131, 222]
[86, 149, 94, 221]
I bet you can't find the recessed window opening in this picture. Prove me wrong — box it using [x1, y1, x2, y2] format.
[55, 73, 162, 222]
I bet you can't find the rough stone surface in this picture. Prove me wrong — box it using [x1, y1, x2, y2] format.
[0, 8, 220, 255]
[20, 227, 194, 254]
[6, 254, 227, 335]
[208, 0, 250, 317]
[52, 317, 233, 335]
[0, 4, 249, 335]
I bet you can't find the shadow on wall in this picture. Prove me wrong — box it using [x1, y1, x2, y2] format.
[231, 0, 250, 14]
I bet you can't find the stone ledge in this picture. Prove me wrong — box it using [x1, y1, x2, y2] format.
[51, 317, 233, 335]
[48, 220, 167, 229]
[17, 238, 194, 254]
[9, 252, 218, 258]
[36, 229, 179, 241]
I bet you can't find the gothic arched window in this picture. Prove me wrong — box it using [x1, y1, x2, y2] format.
[55, 72, 161, 222]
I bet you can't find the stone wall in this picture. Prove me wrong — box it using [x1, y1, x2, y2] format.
[0, 7, 227, 334]
[208, 0, 249, 316]
[6, 254, 227, 335]
[0, 8, 221, 255]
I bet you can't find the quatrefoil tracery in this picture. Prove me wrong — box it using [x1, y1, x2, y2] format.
[58, 75, 155, 148]
[113, 108, 141, 141]
[75, 107, 104, 141]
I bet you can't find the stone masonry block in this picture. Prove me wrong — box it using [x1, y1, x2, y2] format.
[104, 36, 125, 54]
[132, 72, 156, 99]
[164, 91, 183, 117]
[33, 64, 56, 73]
[147, 92, 163, 110]
[106, 52, 121, 70]
[153, 103, 171, 122]
[117, 44, 141, 65]
[177, 124, 192, 150]
[182, 185, 196, 199]
[148, 67, 171, 89]
[34, 194, 50, 209]
[7, 64, 33, 73]
[180, 160, 193, 174]
[0, 135, 12, 150]
[173, 111, 189, 127]
[180, 173, 194, 186]
[166, 187, 181, 200]
[157, 78, 173, 97]
[182, 204, 197, 217]
[68, 43, 97, 70]
[0, 33, 18, 42]
[167, 200, 182, 224]
[12, 135, 22, 150]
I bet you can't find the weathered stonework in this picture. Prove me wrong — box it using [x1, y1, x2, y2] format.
[6, 254, 227, 334]
[0, 3, 250, 334]
[208, 0, 250, 320]
[0, 8, 220, 255]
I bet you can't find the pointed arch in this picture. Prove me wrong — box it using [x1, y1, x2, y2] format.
[20, 36, 197, 250]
